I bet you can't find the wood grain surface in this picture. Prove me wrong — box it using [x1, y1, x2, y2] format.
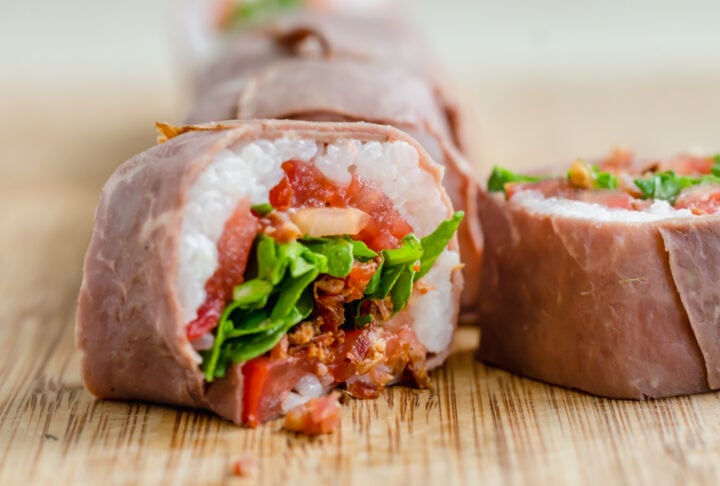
[1, 83, 720, 485]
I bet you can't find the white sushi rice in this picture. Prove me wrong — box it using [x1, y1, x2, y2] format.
[408, 250, 460, 353]
[512, 190, 695, 222]
[177, 137, 458, 355]
[280, 373, 325, 414]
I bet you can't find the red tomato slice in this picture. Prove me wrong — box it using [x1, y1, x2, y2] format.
[675, 185, 720, 215]
[241, 356, 317, 427]
[269, 160, 412, 250]
[186, 200, 258, 341]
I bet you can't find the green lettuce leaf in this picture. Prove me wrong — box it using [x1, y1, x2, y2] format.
[487, 166, 543, 192]
[416, 211, 464, 280]
[301, 237, 354, 277]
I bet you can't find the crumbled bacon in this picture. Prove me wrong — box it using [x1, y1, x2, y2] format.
[287, 321, 318, 346]
[269, 335, 289, 361]
[231, 453, 256, 478]
[283, 392, 342, 435]
[367, 296, 394, 322]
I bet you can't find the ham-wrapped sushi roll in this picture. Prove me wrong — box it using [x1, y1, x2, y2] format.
[183, 12, 483, 316]
[76, 120, 463, 429]
[478, 150, 720, 399]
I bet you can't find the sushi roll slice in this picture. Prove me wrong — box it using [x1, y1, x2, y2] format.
[478, 150, 720, 399]
[76, 120, 463, 430]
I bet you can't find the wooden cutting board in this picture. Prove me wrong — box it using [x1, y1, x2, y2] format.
[1, 84, 719, 485]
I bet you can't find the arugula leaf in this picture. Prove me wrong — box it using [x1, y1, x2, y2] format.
[488, 166, 543, 192]
[232, 280, 272, 308]
[271, 266, 320, 320]
[634, 171, 702, 202]
[368, 264, 405, 300]
[391, 267, 415, 312]
[301, 238, 354, 277]
[225, 310, 275, 338]
[348, 239, 378, 261]
[363, 259, 383, 296]
[251, 202, 274, 216]
[202, 303, 236, 381]
[231, 0, 301, 25]
[227, 307, 305, 365]
[256, 236, 283, 284]
[592, 166, 618, 190]
[416, 211, 464, 280]
[382, 235, 422, 266]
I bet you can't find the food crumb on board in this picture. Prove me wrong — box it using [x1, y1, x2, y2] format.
[284, 391, 343, 435]
[231, 452, 256, 478]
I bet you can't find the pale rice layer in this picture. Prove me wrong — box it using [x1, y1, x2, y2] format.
[512, 190, 695, 222]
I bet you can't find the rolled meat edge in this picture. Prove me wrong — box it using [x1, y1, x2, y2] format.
[76, 120, 463, 425]
[478, 157, 720, 399]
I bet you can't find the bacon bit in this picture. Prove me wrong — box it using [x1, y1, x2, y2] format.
[568, 159, 595, 189]
[259, 211, 302, 243]
[345, 326, 385, 374]
[287, 321, 316, 346]
[368, 296, 394, 322]
[345, 260, 378, 299]
[386, 325, 430, 388]
[270, 335, 289, 361]
[283, 392, 342, 435]
[314, 275, 345, 295]
[231, 452, 256, 478]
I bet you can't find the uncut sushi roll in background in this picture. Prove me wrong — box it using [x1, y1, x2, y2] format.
[478, 151, 720, 399]
[175, 0, 392, 86]
[182, 9, 483, 316]
[76, 120, 463, 430]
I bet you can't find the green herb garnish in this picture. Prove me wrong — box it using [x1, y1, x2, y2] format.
[250, 203, 274, 217]
[230, 0, 301, 27]
[592, 166, 618, 190]
[487, 167, 543, 192]
[633, 171, 720, 203]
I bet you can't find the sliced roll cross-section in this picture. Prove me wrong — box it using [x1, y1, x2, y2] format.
[478, 150, 720, 399]
[76, 120, 463, 430]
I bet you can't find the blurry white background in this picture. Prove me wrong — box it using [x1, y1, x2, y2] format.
[1, 0, 719, 177]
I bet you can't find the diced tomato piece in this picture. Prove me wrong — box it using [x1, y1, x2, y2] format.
[186, 200, 259, 341]
[186, 298, 223, 341]
[283, 392, 342, 435]
[667, 155, 714, 176]
[675, 184, 720, 215]
[241, 356, 317, 427]
[269, 161, 412, 250]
